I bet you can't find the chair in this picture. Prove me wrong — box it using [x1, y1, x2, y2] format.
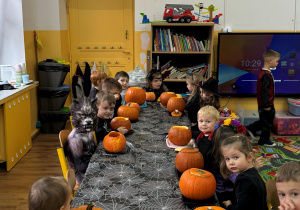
[70, 116, 98, 145]
[66, 169, 77, 198]
[266, 179, 280, 210]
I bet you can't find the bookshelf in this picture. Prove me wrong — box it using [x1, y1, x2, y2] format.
[150, 22, 214, 92]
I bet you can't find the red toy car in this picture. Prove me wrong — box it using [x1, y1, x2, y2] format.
[163, 4, 197, 23]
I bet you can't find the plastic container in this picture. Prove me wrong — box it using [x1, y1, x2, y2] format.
[273, 111, 300, 135]
[288, 100, 300, 116]
[39, 109, 70, 134]
[39, 85, 70, 111]
[38, 59, 70, 87]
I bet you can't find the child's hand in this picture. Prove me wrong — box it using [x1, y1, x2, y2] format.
[264, 107, 271, 111]
[255, 156, 265, 169]
[117, 127, 128, 134]
[223, 200, 232, 208]
[278, 201, 296, 210]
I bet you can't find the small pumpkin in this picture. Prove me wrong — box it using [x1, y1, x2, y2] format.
[167, 96, 185, 113]
[125, 87, 146, 105]
[146, 92, 156, 101]
[179, 168, 216, 200]
[117, 105, 139, 121]
[103, 131, 126, 153]
[175, 143, 204, 173]
[168, 126, 192, 146]
[194, 207, 225, 210]
[126, 102, 141, 112]
[160, 92, 177, 107]
[110, 117, 131, 131]
[71, 202, 104, 210]
[171, 109, 182, 117]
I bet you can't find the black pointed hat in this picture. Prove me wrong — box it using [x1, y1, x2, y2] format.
[197, 77, 221, 97]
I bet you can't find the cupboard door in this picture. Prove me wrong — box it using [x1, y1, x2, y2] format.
[68, 0, 134, 77]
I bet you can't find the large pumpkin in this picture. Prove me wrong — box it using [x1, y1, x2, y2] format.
[194, 207, 225, 210]
[125, 87, 146, 105]
[179, 168, 216, 200]
[71, 202, 103, 210]
[103, 131, 126, 153]
[160, 92, 177, 106]
[126, 102, 141, 112]
[110, 117, 131, 131]
[167, 96, 185, 113]
[175, 143, 204, 173]
[117, 105, 139, 121]
[168, 126, 192, 146]
[146, 92, 156, 101]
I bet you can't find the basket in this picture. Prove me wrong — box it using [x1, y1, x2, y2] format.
[288, 99, 300, 116]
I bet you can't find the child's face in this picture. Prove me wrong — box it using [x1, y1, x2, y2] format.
[118, 77, 129, 90]
[269, 57, 280, 69]
[186, 81, 194, 93]
[222, 146, 253, 174]
[97, 100, 115, 119]
[151, 76, 162, 90]
[97, 78, 106, 88]
[276, 181, 300, 210]
[197, 114, 218, 133]
[200, 88, 213, 99]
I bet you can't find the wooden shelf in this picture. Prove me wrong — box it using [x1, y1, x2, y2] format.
[152, 51, 211, 54]
[164, 79, 186, 82]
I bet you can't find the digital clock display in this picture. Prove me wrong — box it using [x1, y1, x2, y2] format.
[241, 60, 262, 68]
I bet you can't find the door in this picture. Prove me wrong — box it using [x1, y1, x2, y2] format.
[68, 0, 134, 77]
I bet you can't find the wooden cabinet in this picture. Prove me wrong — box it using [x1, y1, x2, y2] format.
[150, 22, 214, 92]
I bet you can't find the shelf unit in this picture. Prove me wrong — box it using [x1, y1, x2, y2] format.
[150, 22, 214, 92]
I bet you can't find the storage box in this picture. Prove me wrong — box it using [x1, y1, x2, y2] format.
[38, 59, 70, 87]
[288, 100, 300, 116]
[39, 85, 70, 111]
[39, 110, 70, 134]
[273, 111, 300, 135]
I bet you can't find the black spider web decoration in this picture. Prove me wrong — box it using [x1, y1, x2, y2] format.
[101, 164, 135, 180]
[105, 184, 138, 199]
[140, 180, 174, 197]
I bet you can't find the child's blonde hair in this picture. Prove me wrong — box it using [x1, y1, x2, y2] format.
[220, 134, 255, 178]
[28, 177, 71, 210]
[275, 161, 300, 183]
[186, 74, 205, 101]
[263, 49, 280, 61]
[90, 71, 107, 87]
[96, 91, 116, 107]
[197, 105, 219, 121]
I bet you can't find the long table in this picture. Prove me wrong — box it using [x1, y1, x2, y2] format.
[70, 102, 218, 209]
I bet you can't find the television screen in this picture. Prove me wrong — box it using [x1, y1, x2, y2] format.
[217, 33, 300, 97]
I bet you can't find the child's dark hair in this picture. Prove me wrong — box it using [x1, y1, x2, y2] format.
[28, 177, 71, 210]
[102, 78, 122, 91]
[90, 71, 107, 87]
[275, 161, 300, 183]
[145, 69, 168, 91]
[220, 134, 255, 178]
[199, 89, 220, 110]
[115, 71, 129, 81]
[96, 91, 116, 107]
[211, 126, 236, 165]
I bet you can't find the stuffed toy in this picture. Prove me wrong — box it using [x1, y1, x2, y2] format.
[64, 96, 98, 185]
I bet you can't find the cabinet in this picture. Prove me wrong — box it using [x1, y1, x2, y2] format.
[150, 22, 214, 93]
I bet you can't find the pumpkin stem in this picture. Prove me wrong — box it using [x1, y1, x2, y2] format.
[187, 142, 194, 149]
[86, 202, 95, 210]
[175, 109, 179, 114]
[197, 169, 205, 174]
[207, 208, 214, 210]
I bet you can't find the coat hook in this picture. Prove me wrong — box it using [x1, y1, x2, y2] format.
[102, 46, 106, 49]
[86, 46, 90, 49]
[107, 61, 111, 64]
[110, 46, 114, 49]
[115, 61, 119, 64]
[118, 46, 122, 49]
[78, 46, 82, 49]
[94, 46, 98, 49]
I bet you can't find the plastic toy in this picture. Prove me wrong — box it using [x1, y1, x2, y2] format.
[194, 3, 204, 22]
[163, 4, 197, 23]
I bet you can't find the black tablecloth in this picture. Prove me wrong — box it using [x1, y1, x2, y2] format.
[70, 102, 218, 209]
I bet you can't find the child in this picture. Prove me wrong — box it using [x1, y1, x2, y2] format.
[102, 78, 123, 118]
[185, 73, 205, 130]
[221, 134, 268, 210]
[94, 91, 127, 144]
[197, 77, 220, 110]
[246, 49, 280, 146]
[193, 105, 219, 172]
[115, 71, 129, 102]
[275, 161, 300, 210]
[88, 70, 107, 100]
[28, 176, 72, 210]
[144, 69, 168, 101]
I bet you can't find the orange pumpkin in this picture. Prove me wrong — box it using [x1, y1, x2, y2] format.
[146, 92, 156, 101]
[126, 102, 141, 112]
[167, 97, 185, 113]
[103, 131, 126, 153]
[175, 143, 204, 173]
[194, 207, 225, 210]
[71, 202, 103, 210]
[179, 168, 216, 200]
[125, 87, 146, 105]
[110, 117, 131, 131]
[168, 126, 192, 146]
[171, 109, 182, 117]
[160, 92, 177, 107]
[117, 105, 139, 121]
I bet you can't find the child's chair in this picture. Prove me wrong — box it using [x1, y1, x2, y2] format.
[66, 169, 77, 198]
[266, 179, 280, 210]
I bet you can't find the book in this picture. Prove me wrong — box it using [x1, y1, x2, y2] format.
[168, 29, 173, 52]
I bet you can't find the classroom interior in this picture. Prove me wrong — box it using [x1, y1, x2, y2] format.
[1, 0, 300, 209]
